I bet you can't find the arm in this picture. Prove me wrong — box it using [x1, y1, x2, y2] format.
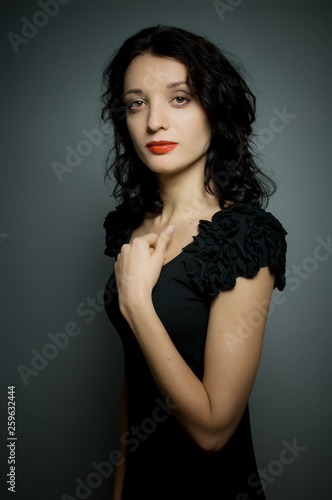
[113, 377, 128, 500]
[115, 228, 275, 453]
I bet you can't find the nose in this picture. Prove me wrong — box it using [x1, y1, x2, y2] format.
[147, 100, 169, 133]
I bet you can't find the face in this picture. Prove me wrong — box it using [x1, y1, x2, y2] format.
[123, 53, 212, 175]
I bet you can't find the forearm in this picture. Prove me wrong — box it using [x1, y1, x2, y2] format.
[115, 238, 273, 454]
[121, 296, 225, 451]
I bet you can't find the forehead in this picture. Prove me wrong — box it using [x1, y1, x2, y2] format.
[124, 54, 188, 91]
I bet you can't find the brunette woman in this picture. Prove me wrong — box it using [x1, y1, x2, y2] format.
[102, 25, 287, 500]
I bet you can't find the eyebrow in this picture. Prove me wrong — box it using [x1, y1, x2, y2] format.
[166, 80, 189, 89]
[124, 81, 189, 97]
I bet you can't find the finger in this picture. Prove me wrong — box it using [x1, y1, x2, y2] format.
[132, 232, 159, 248]
[154, 225, 175, 258]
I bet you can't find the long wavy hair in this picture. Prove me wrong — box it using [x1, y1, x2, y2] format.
[101, 25, 275, 213]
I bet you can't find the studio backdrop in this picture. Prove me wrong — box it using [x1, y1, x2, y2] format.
[1, 0, 331, 499]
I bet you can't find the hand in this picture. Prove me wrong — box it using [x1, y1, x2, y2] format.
[114, 225, 175, 315]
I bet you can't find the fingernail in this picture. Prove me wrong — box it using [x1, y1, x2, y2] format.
[166, 225, 175, 235]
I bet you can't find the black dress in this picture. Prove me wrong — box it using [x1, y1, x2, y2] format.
[103, 202, 287, 500]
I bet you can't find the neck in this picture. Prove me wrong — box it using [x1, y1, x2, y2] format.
[155, 163, 220, 225]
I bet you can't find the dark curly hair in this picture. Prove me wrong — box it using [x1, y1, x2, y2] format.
[101, 25, 275, 213]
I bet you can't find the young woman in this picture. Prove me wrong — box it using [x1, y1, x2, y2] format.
[101, 25, 287, 500]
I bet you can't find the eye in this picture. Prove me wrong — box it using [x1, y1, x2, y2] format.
[126, 99, 145, 111]
[172, 95, 190, 106]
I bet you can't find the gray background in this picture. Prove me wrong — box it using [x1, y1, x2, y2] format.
[1, 0, 331, 499]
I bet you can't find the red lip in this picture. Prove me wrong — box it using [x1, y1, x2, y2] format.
[146, 141, 178, 154]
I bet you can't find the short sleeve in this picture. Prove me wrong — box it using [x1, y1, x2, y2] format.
[103, 203, 141, 258]
[182, 203, 287, 300]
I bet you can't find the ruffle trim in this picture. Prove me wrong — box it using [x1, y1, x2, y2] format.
[181, 203, 287, 300]
[103, 203, 142, 258]
[103, 202, 287, 300]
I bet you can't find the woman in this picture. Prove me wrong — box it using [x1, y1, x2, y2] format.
[101, 25, 287, 500]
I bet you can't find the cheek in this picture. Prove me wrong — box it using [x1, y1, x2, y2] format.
[183, 110, 211, 138]
[190, 119, 212, 147]
[126, 112, 142, 136]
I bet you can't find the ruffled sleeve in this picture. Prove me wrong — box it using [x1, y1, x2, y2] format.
[182, 203, 287, 300]
[103, 203, 142, 258]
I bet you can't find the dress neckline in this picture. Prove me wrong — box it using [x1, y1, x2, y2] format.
[125, 226, 195, 268]
[125, 206, 230, 269]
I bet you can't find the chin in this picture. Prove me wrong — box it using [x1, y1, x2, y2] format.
[145, 162, 190, 175]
